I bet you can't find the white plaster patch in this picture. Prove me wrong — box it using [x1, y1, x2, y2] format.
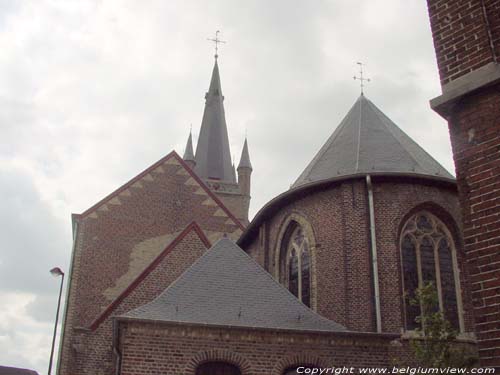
[119, 189, 131, 197]
[184, 177, 198, 186]
[194, 187, 208, 196]
[213, 208, 228, 217]
[97, 204, 108, 212]
[143, 173, 154, 181]
[102, 231, 181, 301]
[165, 158, 180, 165]
[131, 181, 143, 189]
[108, 197, 121, 205]
[202, 198, 217, 206]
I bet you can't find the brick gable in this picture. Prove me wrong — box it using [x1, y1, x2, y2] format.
[59, 222, 210, 375]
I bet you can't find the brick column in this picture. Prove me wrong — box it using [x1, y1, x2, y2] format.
[426, 0, 500, 368]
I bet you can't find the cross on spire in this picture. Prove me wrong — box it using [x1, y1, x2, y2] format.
[207, 30, 226, 60]
[353, 62, 371, 95]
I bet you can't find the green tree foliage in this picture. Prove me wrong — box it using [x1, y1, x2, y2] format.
[410, 282, 477, 368]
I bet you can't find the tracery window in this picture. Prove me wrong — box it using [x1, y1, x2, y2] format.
[281, 223, 311, 307]
[196, 361, 241, 375]
[400, 212, 462, 331]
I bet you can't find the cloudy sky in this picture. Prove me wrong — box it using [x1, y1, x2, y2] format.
[0, 0, 452, 373]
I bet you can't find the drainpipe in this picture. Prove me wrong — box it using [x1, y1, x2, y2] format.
[112, 320, 122, 375]
[366, 175, 382, 333]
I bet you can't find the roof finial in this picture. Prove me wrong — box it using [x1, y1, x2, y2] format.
[353, 62, 371, 95]
[207, 30, 226, 60]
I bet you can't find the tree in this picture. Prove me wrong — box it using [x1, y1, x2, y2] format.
[409, 282, 477, 368]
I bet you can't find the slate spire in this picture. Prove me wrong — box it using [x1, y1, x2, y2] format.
[194, 59, 235, 182]
[237, 138, 252, 171]
[183, 130, 195, 163]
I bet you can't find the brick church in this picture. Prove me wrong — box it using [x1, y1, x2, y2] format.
[56, 2, 500, 372]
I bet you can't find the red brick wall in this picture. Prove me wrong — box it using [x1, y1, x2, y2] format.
[427, 0, 499, 86]
[427, 0, 500, 367]
[58, 153, 243, 375]
[60, 227, 209, 375]
[243, 178, 473, 334]
[117, 322, 398, 375]
[447, 87, 500, 367]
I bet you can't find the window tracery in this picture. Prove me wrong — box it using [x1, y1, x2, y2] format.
[400, 211, 462, 331]
[281, 223, 311, 307]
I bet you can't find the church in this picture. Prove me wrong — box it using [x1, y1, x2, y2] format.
[56, 53, 478, 375]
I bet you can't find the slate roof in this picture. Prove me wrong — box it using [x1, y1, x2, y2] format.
[293, 95, 454, 188]
[121, 238, 345, 333]
[0, 366, 38, 375]
[237, 138, 252, 170]
[194, 60, 235, 183]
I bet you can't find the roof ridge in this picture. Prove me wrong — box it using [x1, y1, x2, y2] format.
[76, 151, 245, 231]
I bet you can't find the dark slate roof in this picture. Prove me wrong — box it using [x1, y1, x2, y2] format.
[121, 238, 345, 333]
[237, 138, 252, 170]
[194, 60, 235, 183]
[293, 95, 454, 188]
[0, 366, 38, 375]
[183, 131, 195, 162]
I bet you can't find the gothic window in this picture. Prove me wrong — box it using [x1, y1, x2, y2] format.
[196, 362, 241, 375]
[400, 212, 462, 331]
[281, 223, 311, 307]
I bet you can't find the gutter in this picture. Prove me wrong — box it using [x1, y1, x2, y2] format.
[366, 175, 382, 333]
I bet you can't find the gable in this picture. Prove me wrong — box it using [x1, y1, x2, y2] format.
[70, 151, 244, 328]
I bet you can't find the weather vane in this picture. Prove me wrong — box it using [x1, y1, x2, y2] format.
[353, 62, 371, 95]
[207, 30, 226, 59]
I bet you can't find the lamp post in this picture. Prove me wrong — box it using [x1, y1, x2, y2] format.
[48, 267, 65, 375]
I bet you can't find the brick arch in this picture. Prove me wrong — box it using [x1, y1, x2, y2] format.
[273, 211, 318, 310]
[273, 353, 329, 375]
[186, 349, 251, 375]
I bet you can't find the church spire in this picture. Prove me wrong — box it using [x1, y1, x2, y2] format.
[183, 129, 195, 168]
[194, 58, 235, 182]
[237, 138, 252, 171]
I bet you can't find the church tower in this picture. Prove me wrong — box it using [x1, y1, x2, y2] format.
[183, 57, 252, 224]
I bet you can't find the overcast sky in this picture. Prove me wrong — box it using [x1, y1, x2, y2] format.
[0, 1, 452, 373]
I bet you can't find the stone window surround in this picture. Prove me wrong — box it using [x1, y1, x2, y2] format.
[274, 212, 318, 311]
[399, 210, 465, 333]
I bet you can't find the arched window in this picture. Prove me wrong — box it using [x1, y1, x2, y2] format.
[400, 211, 462, 331]
[196, 361, 241, 375]
[281, 222, 311, 307]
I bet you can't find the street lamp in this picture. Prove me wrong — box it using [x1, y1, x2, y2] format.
[48, 267, 65, 375]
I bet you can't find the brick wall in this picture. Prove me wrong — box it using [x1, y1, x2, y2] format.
[242, 177, 473, 334]
[426, 0, 500, 367]
[58, 152, 243, 375]
[427, 0, 498, 86]
[117, 321, 400, 375]
[60, 225, 209, 375]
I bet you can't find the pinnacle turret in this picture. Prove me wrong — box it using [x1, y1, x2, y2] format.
[237, 138, 252, 171]
[183, 130, 195, 165]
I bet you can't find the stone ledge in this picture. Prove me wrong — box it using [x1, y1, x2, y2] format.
[430, 62, 500, 118]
